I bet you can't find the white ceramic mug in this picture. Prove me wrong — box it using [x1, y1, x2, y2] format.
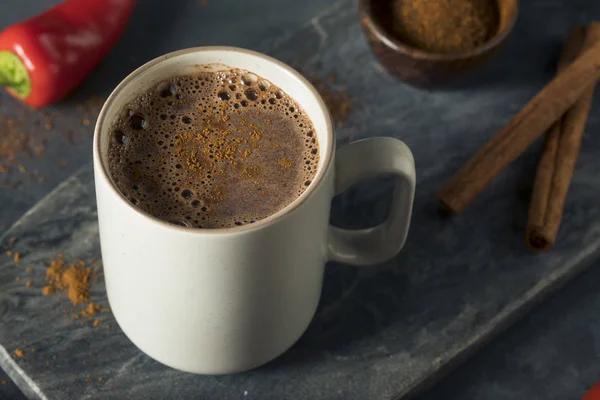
[93, 47, 416, 374]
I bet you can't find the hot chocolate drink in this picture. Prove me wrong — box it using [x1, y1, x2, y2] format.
[107, 68, 319, 229]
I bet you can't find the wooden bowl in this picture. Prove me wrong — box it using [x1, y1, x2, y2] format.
[359, 0, 519, 88]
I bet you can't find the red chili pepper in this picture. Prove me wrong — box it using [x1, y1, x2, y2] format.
[0, 0, 135, 108]
[583, 381, 600, 400]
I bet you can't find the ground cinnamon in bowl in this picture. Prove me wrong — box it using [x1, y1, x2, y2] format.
[389, 0, 499, 53]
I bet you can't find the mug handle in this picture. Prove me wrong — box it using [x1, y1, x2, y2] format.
[328, 137, 416, 265]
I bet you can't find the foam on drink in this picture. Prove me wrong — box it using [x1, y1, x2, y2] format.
[107, 68, 319, 229]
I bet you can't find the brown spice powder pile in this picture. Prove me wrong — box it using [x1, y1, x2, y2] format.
[43, 255, 99, 311]
[391, 0, 498, 53]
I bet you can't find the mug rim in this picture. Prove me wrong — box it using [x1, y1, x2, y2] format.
[93, 46, 335, 235]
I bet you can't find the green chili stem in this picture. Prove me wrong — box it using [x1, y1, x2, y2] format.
[0, 51, 32, 99]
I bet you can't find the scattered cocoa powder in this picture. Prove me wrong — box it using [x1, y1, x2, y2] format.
[277, 157, 293, 168]
[0, 118, 36, 173]
[25, 267, 32, 273]
[172, 114, 271, 199]
[25, 280, 32, 287]
[75, 96, 104, 129]
[302, 74, 353, 126]
[45, 255, 94, 305]
[317, 86, 352, 125]
[81, 303, 100, 317]
[0, 94, 104, 187]
[42, 285, 55, 295]
[1, 380, 6, 385]
[0, 112, 50, 187]
[93, 320, 101, 327]
[14, 349, 24, 358]
[240, 165, 261, 182]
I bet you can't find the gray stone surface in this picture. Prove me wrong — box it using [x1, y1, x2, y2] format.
[2, 1, 600, 399]
[416, 261, 600, 400]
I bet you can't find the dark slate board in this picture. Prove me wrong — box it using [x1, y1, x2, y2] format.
[3, 0, 600, 399]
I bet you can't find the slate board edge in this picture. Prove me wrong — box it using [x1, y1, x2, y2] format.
[3, 165, 600, 400]
[0, 176, 84, 400]
[0, 346, 43, 400]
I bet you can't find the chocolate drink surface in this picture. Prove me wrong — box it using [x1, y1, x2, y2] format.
[107, 68, 319, 229]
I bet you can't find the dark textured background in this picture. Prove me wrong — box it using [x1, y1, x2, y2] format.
[2, 0, 600, 399]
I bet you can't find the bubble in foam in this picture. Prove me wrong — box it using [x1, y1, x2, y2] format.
[258, 80, 270, 91]
[128, 113, 147, 130]
[245, 88, 258, 101]
[181, 189, 193, 199]
[241, 73, 257, 86]
[170, 220, 190, 227]
[113, 130, 129, 145]
[157, 82, 176, 97]
[218, 91, 231, 101]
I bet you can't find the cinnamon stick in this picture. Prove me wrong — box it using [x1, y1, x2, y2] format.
[526, 24, 600, 251]
[526, 28, 585, 250]
[438, 24, 600, 214]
